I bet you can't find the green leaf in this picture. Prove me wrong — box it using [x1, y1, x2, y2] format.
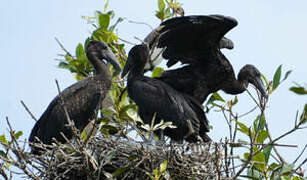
[246, 167, 264, 179]
[98, 13, 110, 30]
[280, 163, 294, 176]
[300, 104, 307, 125]
[13, 131, 23, 140]
[254, 115, 266, 132]
[230, 141, 245, 148]
[256, 130, 269, 143]
[155, 10, 165, 21]
[252, 152, 266, 172]
[268, 162, 280, 171]
[152, 67, 164, 78]
[231, 96, 238, 106]
[119, 104, 136, 120]
[158, 0, 166, 11]
[117, 89, 128, 107]
[243, 152, 250, 160]
[0, 150, 6, 158]
[207, 92, 225, 106]
[81, 129, 87, 140]
[292, 177, 302, 180]
[112, 165, 133, 178]
[118, 43, 125, 50]
[0, 135, 8, 144]
[101, 124, 119, 135]
[160, 160, 168, 173]
[283, 70, 292, 81]
[290, 87, 307, 95]
[261, 73, 269, 89]
[269, 163, 282, 179]
[58, 62, 70, 70]
[145, 172, 154, 180]
[272, 65, 282, 90]
[103, 0, 109, 12]
[75, 43, 85, 58]
[109, 17, 124, 33]
[263, 145, 273, 163]
[236, 121, 250, 136]
[84, 37, 91, 49]
[164, 7, 171, 18]
[65, 55, 73, 62]
[154, 169, 161, 179]
[101, 109, 115, 118]
[106, 10, 115, 19]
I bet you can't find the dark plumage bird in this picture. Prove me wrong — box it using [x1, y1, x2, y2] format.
[143, 25, 234, 71]
[121, 44, 210, 143]
[148, 15, 267, 103]
[29, 40, 121, 154]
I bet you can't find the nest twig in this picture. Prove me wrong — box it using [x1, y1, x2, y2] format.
[24, 136, 228, 180]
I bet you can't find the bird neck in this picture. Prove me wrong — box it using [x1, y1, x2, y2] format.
[222, 68, 249, 95]
[225, 79, 248, 95]
[129, 64, 145, 78]
[92, 60, 111, 80]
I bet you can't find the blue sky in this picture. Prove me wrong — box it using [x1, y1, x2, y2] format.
[1, 0, 307, 172]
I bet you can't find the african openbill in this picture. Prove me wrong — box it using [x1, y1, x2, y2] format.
[148, 15, 267, 103]
[29, 40, 121, 154]
[121, 44, 210, 143]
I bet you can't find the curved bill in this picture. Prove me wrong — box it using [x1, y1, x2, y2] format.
[121, 56, 131, 78]
[252, 76, 268, 99]
[103, 48, 121, 72]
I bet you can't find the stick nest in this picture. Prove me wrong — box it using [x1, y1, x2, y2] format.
[28, 135, 228, 180]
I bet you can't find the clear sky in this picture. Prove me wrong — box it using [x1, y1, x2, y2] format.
[1, 0, 307, 172]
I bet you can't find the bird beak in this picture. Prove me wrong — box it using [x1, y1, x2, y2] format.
[103, 49, 121, 72]
[252, 76, 268, 99]
[121, 56, 132, 78]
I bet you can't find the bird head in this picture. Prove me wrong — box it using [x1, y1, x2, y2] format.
[86, 40, 121, 72]
[121, 44, 150, 78]
[239, 64, 268, 98]
[219, 37, 234, 50]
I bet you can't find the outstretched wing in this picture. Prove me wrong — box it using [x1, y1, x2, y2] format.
[157, 15, 237, 67]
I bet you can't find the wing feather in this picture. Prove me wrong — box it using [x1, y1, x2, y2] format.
[157, 15, 237, 66]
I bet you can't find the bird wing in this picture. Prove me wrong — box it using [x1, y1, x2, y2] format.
[157, 15, 237, 66]
[183, 95, 209, 132]
[29, 77, 101, 144]
[129, 77, 206, 133]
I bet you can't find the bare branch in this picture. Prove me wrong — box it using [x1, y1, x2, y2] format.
[128, 20, 153, 30]
[54, 37, 73, 58]
[20, 100, 37, 122]
[293, 144, 307, 164]
[233, 129, 254, 179]
[117, 37, 137, 46]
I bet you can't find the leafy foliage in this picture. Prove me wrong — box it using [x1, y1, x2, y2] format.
[207, 65, 305, 179]
[155, 0, 183, 21]
[290, 84, 307, 95]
